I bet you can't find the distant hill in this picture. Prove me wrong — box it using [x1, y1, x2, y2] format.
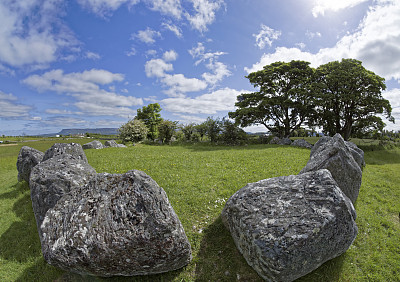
[57, 128, 119, 136]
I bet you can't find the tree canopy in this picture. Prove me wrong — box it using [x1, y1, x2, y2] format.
[229, 59, 394, 140]
[135, 103, 163, 141]
[312, 59, 394, 140]
[229, 60, 315, 138]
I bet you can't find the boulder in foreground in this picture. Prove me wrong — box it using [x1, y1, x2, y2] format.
[40, 170, 192, 277]
[221, 169, 357, 282]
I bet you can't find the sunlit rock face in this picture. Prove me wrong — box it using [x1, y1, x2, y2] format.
[82, 140, 104, 150]
[40, 170, 192, 277]
[42, 143, 88, 163]
[300, 133, 363, 204]
[221, 169, 357, 282]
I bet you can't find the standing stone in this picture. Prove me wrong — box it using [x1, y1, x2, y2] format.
[40, 170, 192, 277]
[278, 137, 292, 145]
[310, 135, 365, 169]
[16, 146, 44, 183]
[291, 139, 313, 149]
[42, 143, 88, 163]
[269, 137, 280, 144]
[300, 133, 362, 203]
[29, 155, 96, 237]
[82, 140, 104, 150]
[104, 140, 118, 148]
[221, 169, 357, 282]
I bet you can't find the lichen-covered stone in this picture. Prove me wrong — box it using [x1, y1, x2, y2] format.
[310, 134, 365, 169]
[82, 140, 104, 150]
[16, 146, 44, 183]
[269, 137, 280, 144]
[30, 155, 96, 236]
[42, 143, 88, 163]
[40, 170, 192, 277]
[300, 133, 362, 203]
[221, 169, 357, 282]
[104, 140, 118, 147]
[291, 139, 313, 149]
[278, 137, 292, 145]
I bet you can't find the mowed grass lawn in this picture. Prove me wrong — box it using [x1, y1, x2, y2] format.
[0, 139, 399, 281]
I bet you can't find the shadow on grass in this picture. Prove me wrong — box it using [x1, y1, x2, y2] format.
[195, 216, 348, 282]
[0, 181, 28, 200]
[194, 216, 262, 281]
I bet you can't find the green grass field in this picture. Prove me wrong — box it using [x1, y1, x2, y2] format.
[0, 140, 399, 281]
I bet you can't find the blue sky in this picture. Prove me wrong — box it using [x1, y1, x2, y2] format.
[1, 0, 400, 135]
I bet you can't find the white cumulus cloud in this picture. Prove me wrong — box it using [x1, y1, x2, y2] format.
[133, 27, 162, 44]
[22, 69, 142, 117]
[161, 87, 246, 115]
[77, 0, 139, 17]
[185, 0, 224, 32]
[245, 0, 400, 84]
[253, 24, 281, 49]
[0, 0, 79, 69]
[147, 0, 182, 19]
[0, 91, 32, 119]
[312, 0, 369, 17]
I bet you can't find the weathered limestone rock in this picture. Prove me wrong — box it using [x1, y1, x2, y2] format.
[82, 140, 104, 150]
[40, 170, 192, 277]
[291, 139, 313, 149]
[278, 137, 292, 145]
[29, 155, 96, 236]
[16, 146, 44, 183]
[117, 144, 127, 148]
[42, 143, 88, 163]
[300, 133, 362, 203]
[310, 135, 365, 169]
[104, 140, 118, 148]
[269, 137, 280, 144]
[221, 169, 357, 282]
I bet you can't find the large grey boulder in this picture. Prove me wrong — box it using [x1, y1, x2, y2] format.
[221, 169, 357, 282]
[42, 143, 88, 163]
[82, 140, 104, 150]
[17, 146, 44, 183]
[291, 139, 313, 149]
[310, 135, 365, 169]
[40, 170, 192, 277]
[300, 133, 362, 203]
[29, 155, 96, 236]
[104, 140, 118, 148]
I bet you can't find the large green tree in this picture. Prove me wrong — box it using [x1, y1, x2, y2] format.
[229, 60, 315, 138]
[135, 103, 163, 141]
[313, 59, 394, 140]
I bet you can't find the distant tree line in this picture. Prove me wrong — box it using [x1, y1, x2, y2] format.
[118, 103, 247, 145]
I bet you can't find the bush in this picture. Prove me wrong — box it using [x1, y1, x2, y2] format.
[118, 119, 148, 144]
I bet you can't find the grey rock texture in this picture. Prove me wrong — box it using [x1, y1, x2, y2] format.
[278, 137, 292, 145]
[117, 144, 127, 148]
[269, 137, 280, 144]
[104, 140, 118, 147]
[310, 135, 365, 169]
[16, 146, 44, 183]
[42, 143, 88, 163]
[30, 155, 96, 236]
[82, 140, 104, 150]
[221, 169, 357, 282]
[40, 170, 192, 277]
[291, 139, 313, 149]
[300, 133, 362, 203]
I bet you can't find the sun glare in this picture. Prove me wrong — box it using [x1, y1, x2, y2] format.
[312, 0, 368, 17]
